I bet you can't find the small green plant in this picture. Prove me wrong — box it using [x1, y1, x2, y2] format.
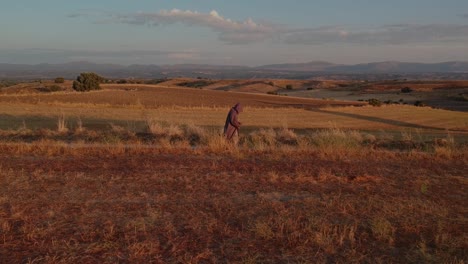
[54, 77, 65, 84]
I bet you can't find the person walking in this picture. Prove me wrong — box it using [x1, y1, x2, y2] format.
[223, 103, 243, 144]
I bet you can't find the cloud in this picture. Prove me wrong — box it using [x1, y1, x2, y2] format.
[0, 48, 204, 64]
[67, 9, 107, 18]
[70, 9, 468, 46]
[96, 9, 278, 44]
[284, 24, 468, 45]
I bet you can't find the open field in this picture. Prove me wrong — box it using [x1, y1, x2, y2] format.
[0, 80, 467, 263]
[0, 83, 466, 132]
[0, 144, 467, 263]
[2, 78, 467, 111]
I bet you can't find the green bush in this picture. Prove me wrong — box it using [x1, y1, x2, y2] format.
[145, 78, 168, 85]
[0, 80, 17, 89]
[72, 72, 105, 92]
[54, 77, 65, 84]
[48, 85, 62, 92]
[177, 80, 212, 88]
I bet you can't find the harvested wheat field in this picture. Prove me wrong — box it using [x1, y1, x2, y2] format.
[0, 84, 364, 109]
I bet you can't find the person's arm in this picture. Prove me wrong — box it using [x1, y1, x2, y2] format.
[230, 111, 241, 128]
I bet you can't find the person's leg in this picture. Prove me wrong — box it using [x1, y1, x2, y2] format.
[233, 130, 239, 145]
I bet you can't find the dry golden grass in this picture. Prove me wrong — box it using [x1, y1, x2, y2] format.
[0, 80, 467, 262]
[0, 102, 466, 136]
[0, 84, 363, 109]
[0, 143, 466, 263]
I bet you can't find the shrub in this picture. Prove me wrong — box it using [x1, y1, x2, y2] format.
[367, 98, 382, 107]
[145, 78, 168, 85]
[48, 85, 62, 92]
[54, 77, 65, 84]
[177, 80, 212, 88]
[72, 72, 105, 92]
[285, 84, 293, 90]
[0, 80, 17, 89]
[37, 85, 63, 93]
[401, 87, 413, 93]
[310, 128, 363, 150]
[414, 101, 426, 107]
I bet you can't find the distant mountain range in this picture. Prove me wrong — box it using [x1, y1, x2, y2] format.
[258, 61, 468, 73]
[1, 61, 468, 80]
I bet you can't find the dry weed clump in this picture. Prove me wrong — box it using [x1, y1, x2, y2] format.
[145, 119, 211, 148]
[56, 113, 68, 133]
[309, 128, 363, 150]
[0, 123, 466, 155]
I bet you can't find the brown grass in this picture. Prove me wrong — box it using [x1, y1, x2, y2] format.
[0, 80, 467, 263]
[0, 84, 363, 109]
[0, 143, 466, 263]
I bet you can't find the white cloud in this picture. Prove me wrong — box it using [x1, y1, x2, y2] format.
[114, 9, 277, 44]
[284, 24, 468, 45]
[70, 9, 468, 46]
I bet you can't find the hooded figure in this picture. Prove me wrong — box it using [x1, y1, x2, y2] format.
[224, 103, 243, 142]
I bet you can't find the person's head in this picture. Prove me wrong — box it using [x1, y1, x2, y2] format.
[233, 103, 243, 113]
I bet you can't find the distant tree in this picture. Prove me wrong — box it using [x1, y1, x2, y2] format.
[54, 77, 65, 84]
[72, 72, 105, 92]
[285, 84, 293, 90]
[401, 87, 413, 93]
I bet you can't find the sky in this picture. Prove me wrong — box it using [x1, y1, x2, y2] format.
[1, 0, 468, 66]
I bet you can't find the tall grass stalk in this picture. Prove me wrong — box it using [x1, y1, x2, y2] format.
[57, 113, 68, 133]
